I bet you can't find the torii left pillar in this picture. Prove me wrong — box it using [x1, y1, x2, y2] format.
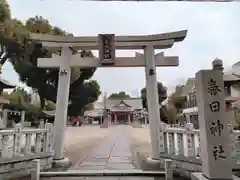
[49, 47, 72, 166]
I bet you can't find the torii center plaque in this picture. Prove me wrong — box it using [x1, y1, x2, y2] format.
[98, 34, 116, 65]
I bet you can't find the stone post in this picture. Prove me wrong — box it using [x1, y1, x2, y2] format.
[39, 119, 45, 129]
[164, 159, 173, 180]
[0, 115, 4, 129]
[128, 113, 131, 124]
[101, 92, 108, 128]
[2, 109, 8, 128]
[53, 47, 72, 162]
[192, 66, 232, 179]
[31, 159, 40, 180]
[13, 123, 22, 156]
[114, 112, 117, 124]
[100, 110, 108, 128]
[20, 110, 25, 128]
[144, 45, 162, 160]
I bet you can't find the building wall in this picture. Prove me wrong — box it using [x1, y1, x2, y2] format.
[230, 85, 240, 97]
[181, 83, 240, 129]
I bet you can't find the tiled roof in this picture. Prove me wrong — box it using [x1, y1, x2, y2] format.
[223, 74, 240, 82]
[84, 109, 103, 117]
[106, 98, 143, 109]
[93, 102, 104, 109]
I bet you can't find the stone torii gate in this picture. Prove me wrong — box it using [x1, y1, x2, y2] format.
[30, 30, 187, 166]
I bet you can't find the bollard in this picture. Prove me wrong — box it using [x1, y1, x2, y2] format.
[164, 159, 173, 180]
[31, 159, 40, 180]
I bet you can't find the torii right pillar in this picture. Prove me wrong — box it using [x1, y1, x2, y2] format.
[144, 46, 164, 160]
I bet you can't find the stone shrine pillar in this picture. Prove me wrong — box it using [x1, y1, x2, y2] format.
[128, 113, 131, 124]
[20, 110, 25, 128]
[100, 110, 109, 128]
[114, 112, 117, 124]
[52, 47, 72, 164]
[2, 109, 8, 128]
[144, 46, 162, 160]
[192, 64, 232, 179]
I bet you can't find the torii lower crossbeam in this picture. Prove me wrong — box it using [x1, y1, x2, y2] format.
[38, 52, 178, 68]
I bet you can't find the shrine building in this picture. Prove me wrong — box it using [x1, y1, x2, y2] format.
[105, 98, 143, 124]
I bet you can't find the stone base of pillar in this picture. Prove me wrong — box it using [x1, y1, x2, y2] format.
[145, 157, 161, 170]
[100, 118, 109, 128]
[191, 172, 236, 180]
[52, 157, 70, 169]
[132, 120, 142, 128]
[0, 119, 5, 130]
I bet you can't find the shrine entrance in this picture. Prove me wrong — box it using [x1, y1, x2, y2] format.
[30, 30, 187, 162]
[114, 112, 130, 124]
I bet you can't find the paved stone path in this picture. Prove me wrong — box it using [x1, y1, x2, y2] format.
[67, 126, 154, 180]
[71, 125, 135, 170]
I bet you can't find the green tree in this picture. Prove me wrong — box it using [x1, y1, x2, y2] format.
[0, 0, 10, 22]
[140, 82, 168, 123]
[108, 91, 131, 99]
[7, 90, 25, 106]
[12, 87, 31, 103]
[0, 1, 26, 65]
[68, 80, 101, 116]
[168, 85, 185, 111]
[140, 82, 167, 109]
[166, 105, 177, 126]
[0, 1, 101, 116]
[44, 100, 56, 111]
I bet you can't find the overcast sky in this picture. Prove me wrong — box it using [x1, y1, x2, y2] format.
[5, 0, 240, 97]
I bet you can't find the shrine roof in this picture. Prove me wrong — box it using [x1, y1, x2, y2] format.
[223, 74, 240, 82]
[84, 109, 103, 117]
[106, 98, 142, 109]
[93, 102, 104, 109]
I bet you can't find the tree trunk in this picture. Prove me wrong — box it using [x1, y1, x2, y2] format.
[39, 95, 45, 110]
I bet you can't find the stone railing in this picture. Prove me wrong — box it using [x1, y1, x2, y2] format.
[162, 127, 200, 157]
[161, 126, 240, 173]
[0, 123, 54, 179]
